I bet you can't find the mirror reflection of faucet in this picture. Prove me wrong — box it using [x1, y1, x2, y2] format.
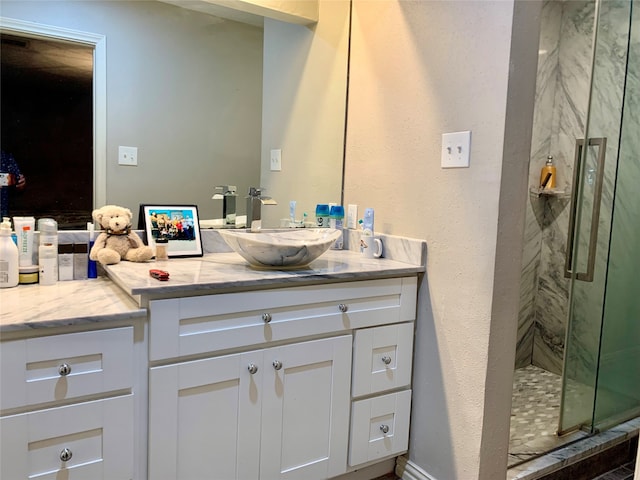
[246, 187, 277, 232]
[212, 185, 238, 226]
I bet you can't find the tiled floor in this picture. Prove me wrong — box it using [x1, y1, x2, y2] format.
[508, 365, 638, 480]
[509, 365, 586, 467]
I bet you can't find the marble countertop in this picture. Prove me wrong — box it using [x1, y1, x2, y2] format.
[104, 249, 424, 302]
[0, 277, 146, 334]
[0, 231, 426, 333]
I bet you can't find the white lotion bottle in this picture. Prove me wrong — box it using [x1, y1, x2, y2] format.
[0, 218, 19, 288]
[39, 242, 57, 285]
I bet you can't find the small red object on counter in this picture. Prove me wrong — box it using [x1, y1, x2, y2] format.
[149, 269, 170, 281]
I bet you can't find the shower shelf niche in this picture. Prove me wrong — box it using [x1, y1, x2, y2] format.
[529, 186, 570, 199]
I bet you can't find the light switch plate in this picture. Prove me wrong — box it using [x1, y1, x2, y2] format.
[270, 149, 282, 171]
[118, 146, 138, 166]
[441, 131, 471, 168]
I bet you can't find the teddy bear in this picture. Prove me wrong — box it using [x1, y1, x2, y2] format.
[89, 205, 154, 265]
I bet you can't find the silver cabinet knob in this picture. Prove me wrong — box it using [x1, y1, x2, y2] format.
[262, 313, 272, 323]
[58, 363, 72, 376]
[381, 355, 392, 365]
[338, 304, 348, 313]
[380, 424, 389, 434]
[247, 363, 258, 374]
[60, 448, 73, 462]
[272, 360, 283, 370]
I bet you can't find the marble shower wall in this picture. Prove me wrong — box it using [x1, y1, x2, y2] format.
[517, 0, 633, 377]
[517, 0, 593, 372]
[565, 0, 635, 391]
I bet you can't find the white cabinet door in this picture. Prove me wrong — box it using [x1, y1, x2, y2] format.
[260, 335, 352, 480]
[1, 395, 134, 480]
[148, 350, 263, 480]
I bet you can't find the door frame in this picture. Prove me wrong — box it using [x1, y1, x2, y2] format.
[0, 16, 106, 210]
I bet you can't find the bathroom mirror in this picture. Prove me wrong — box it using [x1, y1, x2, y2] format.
[0, 0, 347, 229]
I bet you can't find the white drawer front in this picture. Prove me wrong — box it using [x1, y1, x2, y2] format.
[349, 389, 411, 467]
[1, 395, 134, 480]
[1, 327, 134, 411]
[150, 277, 417, 361]
[352, 322, 414, 397]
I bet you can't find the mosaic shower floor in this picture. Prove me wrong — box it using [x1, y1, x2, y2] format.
[509, 365, 587, 467]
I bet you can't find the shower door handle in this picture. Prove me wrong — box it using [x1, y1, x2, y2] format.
[564, 137, 607, 282]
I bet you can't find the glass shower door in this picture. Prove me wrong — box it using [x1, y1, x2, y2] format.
[592, 1, 640, 431]
[559, 0, 635, 435]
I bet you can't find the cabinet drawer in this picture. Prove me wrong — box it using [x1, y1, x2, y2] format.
[349, 389, 411, 467]
[352, 322, 414, 397]
[0, 395, 134, 480]
[1, 327, 134, 411]
[150, 277, 417, 361]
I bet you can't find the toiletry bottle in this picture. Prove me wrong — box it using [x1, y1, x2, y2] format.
[13, 216, 35, 267]
[58, 243, 74, 281]
[0, 218, 19, 288]
[540, 155, 556, 189]
[73, 243, 88, 280]
[155, 237, 169, 261]
[315, 204, 330, 228]
[362, 208, 375, 236]
[329, 205, 344, 250]
[37, 218, 58, 251]
[87, 222, 98, 278]
[39, 242, 58, 285]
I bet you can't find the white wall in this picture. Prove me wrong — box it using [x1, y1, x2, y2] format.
[1, 0, 263, 224]
[344, 1, 540, 478]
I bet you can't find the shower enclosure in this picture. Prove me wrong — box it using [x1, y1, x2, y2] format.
[514, 0, 640, 462]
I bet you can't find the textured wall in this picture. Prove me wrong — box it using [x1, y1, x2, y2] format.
[344, 1, 538, 478]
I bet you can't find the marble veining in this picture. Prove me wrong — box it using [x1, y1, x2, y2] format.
[517, 0, 634, 377]
[218, 228, 342, 268]
[104, 249, 424, 301]
[0, 276, 145, 333]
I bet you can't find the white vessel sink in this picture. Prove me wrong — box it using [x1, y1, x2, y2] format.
[219, 228, 341, 268]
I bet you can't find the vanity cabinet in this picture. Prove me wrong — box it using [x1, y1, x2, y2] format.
[149, 335, 351, 480]
[146, 276, 417, 479]
[0, 327, 135, 480]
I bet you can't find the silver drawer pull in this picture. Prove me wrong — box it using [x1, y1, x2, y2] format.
[58, 363, 72, 376]
[381, 355, 392, 365]
[247, 363, 258, 374]
[338, 304, 348, 313]
[262, 313, 272, 323]
[60, 448, 73, 462]
[380, 424, 389, 434]
[272, 360, 283, 371]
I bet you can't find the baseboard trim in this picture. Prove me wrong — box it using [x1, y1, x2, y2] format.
[396, 456, 438, 480]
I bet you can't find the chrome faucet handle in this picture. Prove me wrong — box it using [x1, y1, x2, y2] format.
[247, 186, 263, 197]
[213, 185, 237, 198]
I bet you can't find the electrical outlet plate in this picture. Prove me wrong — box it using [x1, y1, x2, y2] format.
[347, 204, 358, 229]
[118, 146, 138, 166]
[270, 149, 282, 171]
[441, 131, 471, 168]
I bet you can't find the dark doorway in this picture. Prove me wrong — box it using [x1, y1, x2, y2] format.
[1, 33, 93, 228]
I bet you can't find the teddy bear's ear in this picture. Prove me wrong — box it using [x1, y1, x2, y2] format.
[123, 207, 132, 217]
[92, 207, 104, 222]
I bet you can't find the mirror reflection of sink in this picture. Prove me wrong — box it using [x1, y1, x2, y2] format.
[218, 228, 342, 268]
[200, 215, 247, 229]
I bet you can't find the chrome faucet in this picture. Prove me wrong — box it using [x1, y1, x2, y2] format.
[212, 185, 238, 226]
[246, 187, 277, 232]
